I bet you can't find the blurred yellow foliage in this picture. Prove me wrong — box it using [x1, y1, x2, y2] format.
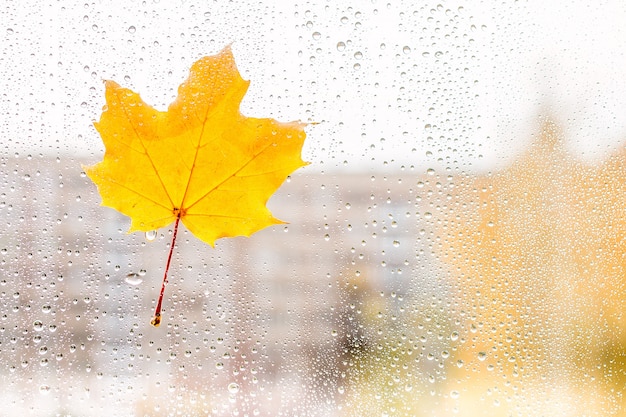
[442, 119, 626, 415]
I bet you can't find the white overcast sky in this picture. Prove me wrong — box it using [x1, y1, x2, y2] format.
[1, 0, 625, 172]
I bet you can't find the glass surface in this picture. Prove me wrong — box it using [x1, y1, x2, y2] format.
[1, 1, 625, 416]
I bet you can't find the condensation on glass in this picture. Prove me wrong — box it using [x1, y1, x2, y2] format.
[1, 1, 625, 416]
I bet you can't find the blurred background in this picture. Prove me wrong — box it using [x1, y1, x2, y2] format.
[1, 1, 625, 416]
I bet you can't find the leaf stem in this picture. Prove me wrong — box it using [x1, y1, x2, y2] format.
[151, 215, 181, 327]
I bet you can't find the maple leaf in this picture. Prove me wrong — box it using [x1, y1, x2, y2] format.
[84, 46, 308, 326]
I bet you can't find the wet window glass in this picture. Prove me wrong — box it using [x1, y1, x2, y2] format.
[2, 1, 625, 416]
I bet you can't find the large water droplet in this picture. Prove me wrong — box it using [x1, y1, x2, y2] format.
[227, 382, 239, 394]
[145, 230, 157, 241]
[125, 273, 143, 285]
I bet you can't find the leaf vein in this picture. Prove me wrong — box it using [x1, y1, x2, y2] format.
[183, 140, 276, 211]
[99, 175, 171, 213]
[114, 88, 175, 209]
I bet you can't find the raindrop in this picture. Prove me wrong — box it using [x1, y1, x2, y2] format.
[403, 46, 411, 54]
[33, 320, 44, 331]
[39, 385, 50, 394]
[312, 32, 321, 40]
[477, 351, 487, 361]
[125, 273, 143, 286]
[145, 230, 157, 241]
[128, 26, 136, 33]
[336, 42, 346, 52]
[227, 382, 239, 394]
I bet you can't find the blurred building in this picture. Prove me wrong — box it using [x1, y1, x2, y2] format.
[0, 155, 447, 416]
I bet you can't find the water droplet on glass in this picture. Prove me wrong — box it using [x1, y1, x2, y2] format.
[33, 320, 43, 331]
[450, 390, 460, 399]
[145, 230, 157, 241]
[39, 385, 50, 394]
[336, 41, 346, 52]
[125, 273, 143, 286]
[312, 32, 321, 40]
[403, 46, 411, 54]
[128, 26, 136, 33]
[227, 382, 239, 394]
[478, 351, 487, 361]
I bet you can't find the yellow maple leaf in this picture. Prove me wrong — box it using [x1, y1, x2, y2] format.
[84, 46, 308, 326]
